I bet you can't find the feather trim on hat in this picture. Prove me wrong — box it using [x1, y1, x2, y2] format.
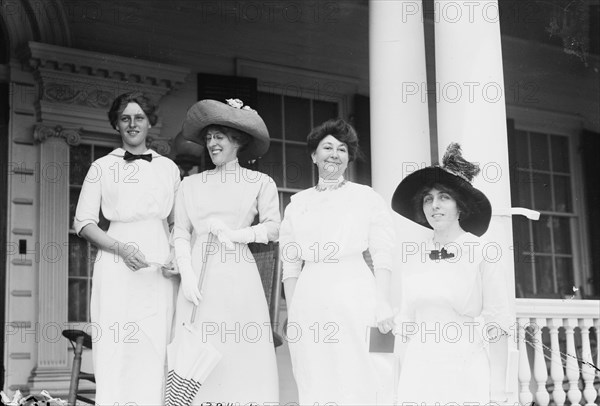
[441, 142, 480, 183]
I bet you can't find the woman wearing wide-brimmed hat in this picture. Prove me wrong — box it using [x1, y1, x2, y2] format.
[172, 98, 279, 403]
[391, 143, 512, 404]
[279, 118, 396, 404]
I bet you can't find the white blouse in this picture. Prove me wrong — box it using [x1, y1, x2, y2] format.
[73, 148, 181, 234]
[279, 182, 395, 281]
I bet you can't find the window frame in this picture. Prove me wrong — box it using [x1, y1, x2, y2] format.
[67, 134, 121, 327]
[507, 105, 590, 298]
[236, 59, 359, 213]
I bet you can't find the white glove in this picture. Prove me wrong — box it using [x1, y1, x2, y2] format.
[179, 264, 202, 306]
[220, 227, 255, 244]
[205, 218, 235, 249]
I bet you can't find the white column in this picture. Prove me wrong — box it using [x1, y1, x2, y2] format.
[29, 125, 81, 392]
[434, 0, 517, 399]
[369, 1, 431, 401]
[369, 0, 431, 203]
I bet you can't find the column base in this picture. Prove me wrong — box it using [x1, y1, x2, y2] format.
[27, 366, 74, 398]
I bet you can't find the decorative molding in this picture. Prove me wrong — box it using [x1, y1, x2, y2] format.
[33, 124, 81, 146]
[22, 41, 190, 138]
[9, 353, 32, 360]
[148, 137, 171, 155]
[8, 321, 32, 329]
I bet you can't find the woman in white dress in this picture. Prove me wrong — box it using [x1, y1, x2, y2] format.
[280, 118, 396, 404]
[173, 98, 280, 404]
[391, 143, 512, 405]
[74, 92, 181, 405]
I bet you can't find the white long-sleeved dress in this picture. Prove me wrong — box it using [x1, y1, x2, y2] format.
[172, 160, 280, 404]
[73, 148, 181, 405]
[394, 232, 512, 405]
[280, 181, 395, 404]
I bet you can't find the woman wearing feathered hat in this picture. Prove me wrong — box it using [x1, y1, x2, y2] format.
[171, 99, 279, 403]
[391, 143, 512, 404]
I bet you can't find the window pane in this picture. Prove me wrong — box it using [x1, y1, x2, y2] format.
[532, 172, 552, 211]
[70, 187, 81, 230]
[553, 175, 572, 213]
[313, 100, 338, 126]
[534, 255, 554, 296]
[550, 135, 569, 173]
[555, 257, 574, 296]
[281, 192, 293, 214]
[70, 145, 91, 185]
[532, 215, 553, 253]
[258, 92, 283, 139]
[94, 145, 113, 160]
[69, 235, 89, 277]
[553, 216, 572, 254]
[257, 141, 283, 187]
[514, 129, 529, 169]
[512, 216, 531, 255]
[68, 279, 88, 322]
[284, 96, 311, 142]
[285, 144, 313, 189]
[530, 132, 549, 171]
[516, 170, 532, 207]
[515, 260, 533, 298]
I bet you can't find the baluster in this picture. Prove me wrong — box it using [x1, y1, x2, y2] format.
[549, 318, 566, 406]
[565, 318, 582, 405]
[518, 317, 533, 406]
[579, 318, 598, 406]
[533, 317, 550, 405]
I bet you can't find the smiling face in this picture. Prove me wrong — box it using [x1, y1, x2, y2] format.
[117, 102, 151, 153]
[311, 135, 349, 179]
[422, 187, 461, 231]
[205, 127, 240, 166]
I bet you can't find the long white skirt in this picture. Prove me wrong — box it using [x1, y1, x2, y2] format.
[288, 255, 388, 405]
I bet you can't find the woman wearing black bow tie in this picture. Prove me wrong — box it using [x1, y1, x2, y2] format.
[391, 143, 512, 404]
[73, 92, 180, 405]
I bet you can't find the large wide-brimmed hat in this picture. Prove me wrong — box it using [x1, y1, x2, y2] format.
[391, 143, 492, 237]
[181, 98, 270, 162]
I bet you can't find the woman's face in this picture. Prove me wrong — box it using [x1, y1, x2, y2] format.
[311, 135, 349, 179]
[206, 128, 239, 166]
[422, 187, 460, 230]
[117, 102, 150, 152]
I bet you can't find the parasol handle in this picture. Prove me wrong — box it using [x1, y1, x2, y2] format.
[190, 232, 216, 324]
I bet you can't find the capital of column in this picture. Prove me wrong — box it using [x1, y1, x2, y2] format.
[33, 124, 81, 146]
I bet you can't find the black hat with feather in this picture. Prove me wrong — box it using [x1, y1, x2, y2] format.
[391, 143, 492, 237]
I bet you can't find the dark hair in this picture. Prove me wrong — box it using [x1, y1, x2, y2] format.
[107, 92, 159, 129]
[412, 183, 472, 225]
[306, 118, 361, 162]
[199, 125, 251, 152]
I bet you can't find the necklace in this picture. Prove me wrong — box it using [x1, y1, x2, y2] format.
[314, 179, 347, 192]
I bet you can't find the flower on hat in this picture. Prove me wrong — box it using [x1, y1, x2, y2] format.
[226, 98, 244, 109]
[226, 98, 257, 113]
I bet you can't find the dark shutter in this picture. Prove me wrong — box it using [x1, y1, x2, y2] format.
[581, 130, 600, 298]
[195, 73, 258, 170]
[352, 94, 371, 186]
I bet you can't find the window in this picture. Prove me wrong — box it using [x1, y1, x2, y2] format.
[68, 143, 114, 322]
[255, 92, 339, 212]
[509, 129, 578, 298]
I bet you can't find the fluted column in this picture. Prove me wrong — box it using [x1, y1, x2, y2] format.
[369, 0, 431, 203]
[29, 124, 81, 390]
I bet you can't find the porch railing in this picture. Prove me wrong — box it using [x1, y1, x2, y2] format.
[516, 298, 600, 406]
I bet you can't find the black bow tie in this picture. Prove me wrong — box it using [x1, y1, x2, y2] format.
[123, 151, 152, 162]
[429, 248, 455, 260]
